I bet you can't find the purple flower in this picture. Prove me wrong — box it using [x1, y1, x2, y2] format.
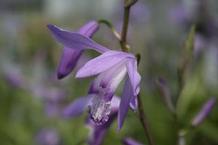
[47, 21, 107, 79]
[123, 137, 144, 145]
[63, 96, 120, 145]
[192, 97, 216, 127]
[48, 21, 141, 129]
[169, 5, 190, 26]
[43, 88, 66, 118]
[76, 50, 141, 129]
[36, 128, 60, 145]
[3, 68, 25, 88]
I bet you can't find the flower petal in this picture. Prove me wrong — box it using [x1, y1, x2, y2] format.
[76, 51, 132, 78]
[129, 96, 138, 111]
[111, 96, 120, 111]
[87, 111, 117, 145]
[57, 47, 83, 79]
[118, 78, 134, 130]
[62, 96, 91, 118]
[47, 24, 108, 53]
[127, 59, 141, 96]
[78, 21, 99, 37]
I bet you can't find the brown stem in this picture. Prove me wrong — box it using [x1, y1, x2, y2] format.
[120, 1, 154, 144]
[137, 94, 155, 145]
[120, 0, 137, 52]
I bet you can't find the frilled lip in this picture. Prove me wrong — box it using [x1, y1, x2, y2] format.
[62, 95, 120, 119]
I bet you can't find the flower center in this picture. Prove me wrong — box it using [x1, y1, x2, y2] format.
[89, 95, 111, 125]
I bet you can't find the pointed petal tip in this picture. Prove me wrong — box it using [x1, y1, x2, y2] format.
[117, 115, 123, 131]
[75, 70, 87, 78]
[47, 24, 56, 31]
[57, 73, 66, 80]
[75, 72, 81, 78]
[47, 24, 62, 35]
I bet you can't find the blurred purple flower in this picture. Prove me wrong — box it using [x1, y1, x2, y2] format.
[4, 70, 25, 88]
[47, 21, 105, 79]
[63, 96, 120, 145]
[76, 50, 141, 129]
[123, 137, 144, 145]
[29, 85, 66, 117]
[131, 1, 150, 24]
[44, 88, 66, 117]
[192, 97, 216, 127]
[36, 129, 60, 145]
[169, 5, 190, 27]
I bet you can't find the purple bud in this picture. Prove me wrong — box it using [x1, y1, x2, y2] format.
[156, 77, 175, 112]
[192, 97, 216, 127]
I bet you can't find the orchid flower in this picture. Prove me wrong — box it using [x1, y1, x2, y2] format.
[48, 20, 141, 129]
[47, 21, 108, 79]
[76, 50, 141, 129]
[63, 96, 120, 145]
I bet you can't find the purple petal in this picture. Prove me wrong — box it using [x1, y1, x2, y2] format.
[118, 78, 134, 130]
[123, 137, 144, 145]
[47, 24, 108, 53]
[111, 96, 120, 111]
[129, 96, 138, 111]
[192, 97, 216, 126]
[57, 47, 83, 79]
[88, 128, 107, 145]
[76, 51, 133, 78]
[63, 96, 91, 118]
[78, 21, 99, 37]
[87, 111, 118, 145]
[127, 59, 141, 96]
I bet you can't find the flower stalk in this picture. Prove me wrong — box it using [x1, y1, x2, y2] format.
[120, 1, 154, 144]
[120, 0, 137, 52]
[137, 93, 155, 145]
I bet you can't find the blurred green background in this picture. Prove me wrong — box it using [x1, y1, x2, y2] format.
[0, 0, 218, 145]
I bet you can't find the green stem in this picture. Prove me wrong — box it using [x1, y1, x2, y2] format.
[98, 19, 121, 40]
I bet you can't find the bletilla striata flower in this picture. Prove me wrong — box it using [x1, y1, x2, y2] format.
[47, 20, 141, 129]
[76, 50, 141, 129]
[47, 21, 107, 79]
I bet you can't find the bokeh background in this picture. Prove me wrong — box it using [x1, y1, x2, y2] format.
[0, 0, 218, 145]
